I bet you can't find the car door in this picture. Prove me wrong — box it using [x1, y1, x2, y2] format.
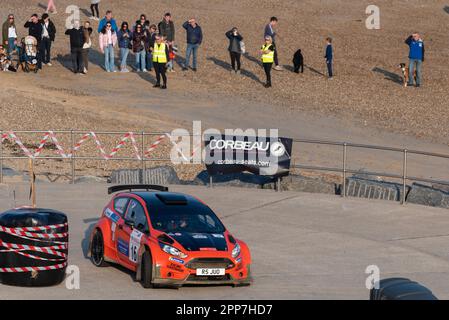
[116, 198, 149, 270]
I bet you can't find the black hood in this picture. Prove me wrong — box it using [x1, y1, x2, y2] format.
[166, 232, 228, 251]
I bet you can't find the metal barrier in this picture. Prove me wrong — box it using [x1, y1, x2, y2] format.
[1, 130, 449, 205]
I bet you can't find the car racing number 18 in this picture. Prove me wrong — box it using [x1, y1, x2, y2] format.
[129, 229, 143, 263]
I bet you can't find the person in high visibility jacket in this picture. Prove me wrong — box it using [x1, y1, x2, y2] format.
[260, 36, 275, 88]
[152, 34, 169, 89]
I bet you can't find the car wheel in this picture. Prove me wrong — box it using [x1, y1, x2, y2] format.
[141, 250, 153, 288]
[91, 229, 108, 267]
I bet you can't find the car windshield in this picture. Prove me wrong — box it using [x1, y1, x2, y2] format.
[148, 204, 225, 234]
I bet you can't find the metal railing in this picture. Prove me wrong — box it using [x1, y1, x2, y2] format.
[292, 138, 449, 204]
[1, 130, 449, 205]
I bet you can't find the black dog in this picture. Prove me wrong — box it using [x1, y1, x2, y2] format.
[293, 49, 304, 73]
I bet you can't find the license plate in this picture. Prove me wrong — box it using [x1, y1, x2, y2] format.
[196, 268, 225, 276]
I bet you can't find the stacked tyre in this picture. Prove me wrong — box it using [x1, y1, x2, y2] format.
[0, 208, 68, 287]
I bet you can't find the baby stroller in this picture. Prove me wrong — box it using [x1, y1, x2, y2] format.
[18, 36, 39, 73]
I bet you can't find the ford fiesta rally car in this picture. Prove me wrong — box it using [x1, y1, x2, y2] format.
[89, 185, 252, 288]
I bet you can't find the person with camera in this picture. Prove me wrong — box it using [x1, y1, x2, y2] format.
[225, 27, 243, 74]
[182, 18, 202, 71]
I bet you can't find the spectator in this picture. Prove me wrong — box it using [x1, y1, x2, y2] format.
[24, 14, 43, 69]
[81, 21, 93, 73]
[166, 43, 177, 72]
[144, 24, 157, 72]
[98, 10, 118, 33]
[40, 13, 56, 66]
[152, 34, 169, 89]
[65, 20, 84, 74]
[2, 14, 17, 58]
[134, 14, 148, 32]
[46, 0, 57, 14]
[264, 17, 282, 71]
[158, 13, 175, 45]
[260, 35, 274, 88]
[324, 37, 333, 78]
[117, 21, 131, 72]
[405, 33, 425, 87]
[182, 18, 202, 71]
[99, 22, 117, 72]
[131, 23, 147, 72]
[90, 0, 101, 21]
[225, 27, 243, 74]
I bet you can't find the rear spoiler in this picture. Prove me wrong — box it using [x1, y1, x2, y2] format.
[108, 184, 169, 194]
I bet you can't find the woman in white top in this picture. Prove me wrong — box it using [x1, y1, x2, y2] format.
[2, 14, 17, 57]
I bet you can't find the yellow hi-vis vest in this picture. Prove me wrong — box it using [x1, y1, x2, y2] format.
[261, 44, 274, 63]
[153, 43, 167, 63]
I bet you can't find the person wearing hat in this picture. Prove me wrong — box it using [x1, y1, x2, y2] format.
[152, 34, 169, 89]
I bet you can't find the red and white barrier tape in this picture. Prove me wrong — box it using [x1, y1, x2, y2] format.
[1, 131, 202, 161]
[0, 223, 68, 273]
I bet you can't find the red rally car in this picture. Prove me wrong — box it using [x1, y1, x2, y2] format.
[89, 185, 252, 288]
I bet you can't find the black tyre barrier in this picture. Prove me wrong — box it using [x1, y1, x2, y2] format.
[370, 278, 438, 300]
[0, 208, 68, 287]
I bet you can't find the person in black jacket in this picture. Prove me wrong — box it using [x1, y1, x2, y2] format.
[24, 14, 43, 69]
[225, 27, 243, 74]
[65, 20, 85, 74]
[40, 13, 56, 66]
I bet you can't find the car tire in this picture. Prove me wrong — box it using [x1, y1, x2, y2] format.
[141, 250, 153, 288]
[91, 229, 109, 267]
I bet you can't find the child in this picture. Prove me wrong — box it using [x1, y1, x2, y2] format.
[293, 49, 304, 73]
[167, 43, 177, 72]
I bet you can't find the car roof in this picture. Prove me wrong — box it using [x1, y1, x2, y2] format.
[119, 191, 204, 208]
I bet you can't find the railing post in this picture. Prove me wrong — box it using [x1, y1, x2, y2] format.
[71, 130, 75, 184]
[342, 143, 347, 197]
[209, 175, 213, 188]
[0, 130, 3, 184]
[141, 132, 145, 184]
[402, 149, 408, 205]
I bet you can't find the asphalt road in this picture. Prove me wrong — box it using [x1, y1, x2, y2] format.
[1, 183, 449, 299]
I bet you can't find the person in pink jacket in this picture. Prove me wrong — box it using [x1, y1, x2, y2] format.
[99, 22, 117, 72]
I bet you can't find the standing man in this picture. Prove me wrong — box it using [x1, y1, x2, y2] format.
[158, 13, 175, 46]
[182, 18, 202, 72]
[40, 13, 56, 66]
[152, 34, 169, 89]
[24, 14, 43, 69]
[98, 10, 118, 33]
[324, 37, 333, 79]
[65, 20, 85, 74]
[405, 33, 424, 87]
[264, 17, 282, 71]
[2, 14, 17, 58]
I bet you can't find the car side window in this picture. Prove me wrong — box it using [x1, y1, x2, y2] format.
[126, 199, 148, 232]
[114, 197, 129, 217]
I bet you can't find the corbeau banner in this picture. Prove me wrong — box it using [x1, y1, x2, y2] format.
[204, 133, 293, 177]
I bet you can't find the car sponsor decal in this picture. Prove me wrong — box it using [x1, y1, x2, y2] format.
[199, 248, 217, 251]
[167, 263, 184, 272]
[117, 238, 129, 256]
[111, 222, 117, 242]
[212, 234, 224, 238]
[129, 229, 143, 263]
[169, 257, 185, 265]
[105, 208, 120, 223]
[192, 234, 208, 239]
[236, 257, 242, 264]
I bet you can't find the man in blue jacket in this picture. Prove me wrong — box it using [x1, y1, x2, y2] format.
[324, 37, 333, 78]
[182, 18, 202, 71]
[98, 10, 118, 33]
[405, 33, 424, 87]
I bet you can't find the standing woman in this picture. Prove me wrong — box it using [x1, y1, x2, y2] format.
[117, 22, 131, 72]
[225, 27, 243, 74]
[152, 34, 169, 89]
[46, 0, 57, 14]
[2, 14, 17, 58]
[99, 22, 117, 72]
[131, 23, 147, 72]
[260, 36, 274, 88]
[81, 21, 93, 73]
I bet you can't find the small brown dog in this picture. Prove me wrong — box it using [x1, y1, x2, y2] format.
[398, 63, 416, 87]
[0, 45, 16, 72]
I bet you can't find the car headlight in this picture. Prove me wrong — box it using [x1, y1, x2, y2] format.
[232, 243, 241, 258]
[159, 243, 188, 258]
